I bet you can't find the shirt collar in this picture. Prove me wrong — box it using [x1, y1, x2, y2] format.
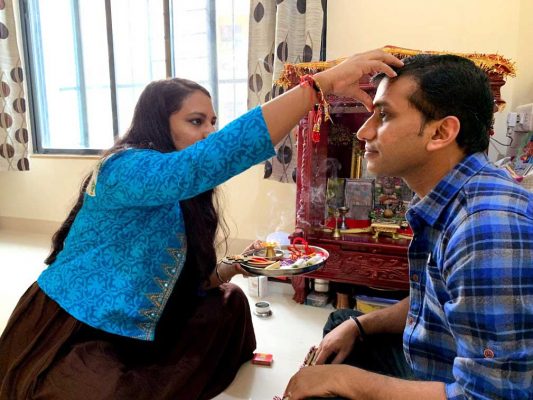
[407, 152, 489, 229]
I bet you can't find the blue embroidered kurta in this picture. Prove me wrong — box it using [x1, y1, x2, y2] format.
[404, 152, 533, 399]
[38, 106, 275, 341]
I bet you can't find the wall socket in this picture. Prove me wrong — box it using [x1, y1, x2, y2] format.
[515, 103, 533, 132]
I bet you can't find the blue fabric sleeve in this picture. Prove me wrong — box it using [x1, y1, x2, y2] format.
[92, 106, 275, 208]
[442, 210, 533, 399]
[444, 382, 467, 400]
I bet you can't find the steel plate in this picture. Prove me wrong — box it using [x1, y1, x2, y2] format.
[239, 245, 329, 277]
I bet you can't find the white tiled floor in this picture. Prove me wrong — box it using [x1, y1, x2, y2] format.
[0, 229, 333, 400]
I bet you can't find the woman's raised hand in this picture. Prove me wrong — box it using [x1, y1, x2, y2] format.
[314, 48, 404, 110]
[261, 47, 403, 146]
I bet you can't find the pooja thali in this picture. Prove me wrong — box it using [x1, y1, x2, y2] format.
[222, 243, 329, 277]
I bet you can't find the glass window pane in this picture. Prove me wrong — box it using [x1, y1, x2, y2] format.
[30, 0, 81, 148]
[170, 0, 249, 127]
[111, 0, 166, 136]
[47, 90, 82, 148]
[26, 0, 114, 150]
[171, 1, 213, 94]
[218, 81, 247, 128]
[79, 0, 113, 149]
[23, 0, 249, 152]
[84, 87, 114, 149]
[216, 0, 249, 81]
[215, 0, 249, 127]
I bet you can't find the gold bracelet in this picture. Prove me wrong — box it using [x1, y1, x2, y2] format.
[215, 263, 230, 284]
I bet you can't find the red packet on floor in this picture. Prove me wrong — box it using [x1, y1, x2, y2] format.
[252, 352, 273, 366]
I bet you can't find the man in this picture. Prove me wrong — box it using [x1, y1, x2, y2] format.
[283, 54, 532, 399]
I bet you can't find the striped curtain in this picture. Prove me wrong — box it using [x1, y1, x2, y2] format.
[0, 0, 29, 171]
[247, 0, 325, 182]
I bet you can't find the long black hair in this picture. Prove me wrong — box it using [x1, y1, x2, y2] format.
[45, 78, 228, 284]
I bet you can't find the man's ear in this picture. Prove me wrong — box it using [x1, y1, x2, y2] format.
[426, 116, 460, 152]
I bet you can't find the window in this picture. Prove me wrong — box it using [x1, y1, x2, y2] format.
[19, 0, 249, 154]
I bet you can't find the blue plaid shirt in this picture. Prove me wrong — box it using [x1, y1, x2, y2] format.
[404, 152, 532, 399]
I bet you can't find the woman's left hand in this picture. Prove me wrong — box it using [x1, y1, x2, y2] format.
[218, 239, 265, 281]
[219, 261, 252, 280]
[242, 239, 264, 254]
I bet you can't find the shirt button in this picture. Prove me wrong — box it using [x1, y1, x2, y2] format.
[411, 273, 419, 282]
[483, 348, 495, 358]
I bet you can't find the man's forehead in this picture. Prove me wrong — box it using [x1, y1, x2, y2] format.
[374, 75, 418, 107]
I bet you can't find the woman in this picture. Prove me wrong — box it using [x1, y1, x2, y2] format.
[0, 49, 402, 399]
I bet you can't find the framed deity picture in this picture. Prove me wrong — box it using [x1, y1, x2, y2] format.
[372, 176, 413, 222]
[344, 178, 374, 220]
[325, 177, 345, 218]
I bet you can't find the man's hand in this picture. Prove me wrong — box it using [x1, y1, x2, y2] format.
[283, 365, 447, 400]
[283, 365, 355, 400]
[314, 318, 360, 365]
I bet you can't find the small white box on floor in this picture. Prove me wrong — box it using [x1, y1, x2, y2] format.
[247, 276, 268, 298]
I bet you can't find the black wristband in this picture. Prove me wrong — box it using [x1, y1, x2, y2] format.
[350, 316, 367, 342]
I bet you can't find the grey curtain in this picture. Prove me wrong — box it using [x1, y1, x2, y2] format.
[247, 0, 325, 182]
[0, 0, 29, 171]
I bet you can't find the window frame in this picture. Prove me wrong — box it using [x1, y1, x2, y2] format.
[19, 0, 221, 155]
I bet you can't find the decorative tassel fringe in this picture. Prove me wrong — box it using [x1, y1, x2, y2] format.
[276, 45, 516, 90]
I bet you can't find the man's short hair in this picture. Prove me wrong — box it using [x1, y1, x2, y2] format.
[373, 54, 494, 154]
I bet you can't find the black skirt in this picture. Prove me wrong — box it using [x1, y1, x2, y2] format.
[0, 281, 256, 400]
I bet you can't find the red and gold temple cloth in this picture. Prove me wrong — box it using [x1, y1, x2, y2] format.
[276, 45, 516, 88]
[276, 45, 516, 111]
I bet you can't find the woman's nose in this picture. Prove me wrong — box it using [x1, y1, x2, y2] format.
[204, 124, 216, 138]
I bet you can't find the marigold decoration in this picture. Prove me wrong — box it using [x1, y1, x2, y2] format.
[382, 45, 516, 78]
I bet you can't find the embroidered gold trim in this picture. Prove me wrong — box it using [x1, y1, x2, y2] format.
[137, 234, 187, 339]
[86, 153, 116, 197]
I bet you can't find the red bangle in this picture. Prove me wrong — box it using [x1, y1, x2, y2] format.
[300, 74, 320, 92]
[300, 74, 325, 102]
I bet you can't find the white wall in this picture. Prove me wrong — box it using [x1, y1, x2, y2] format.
[327, 0, 521, 58]
[0, 156, 96, 223]
[513, 0, 533, 108]
[1, 0, 532, 241]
